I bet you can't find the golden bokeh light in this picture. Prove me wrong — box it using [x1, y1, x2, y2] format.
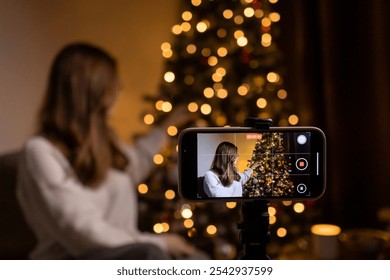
[262, 17, 272, 27]
[188, 102, 199, 112]
[288, 114, 299, 125]
[165, 189, 176, 200]
[267, 72, 279, 83]
[143, 114, 154, 125]
[138, 183, 148, 194]
[155, 100, 164, 111]
[268, 206, 276, 216]
[196, 21, 208, 33]
[237, 36, 248, 47]
[277, 227, 287, 238]
[167, 126, 178, 136]
[217, 47, 228, 57]
[184, 219, 194, 228]
[181, 208, 193, 219]
[293, 202, 305, 213]
[270, 12, 281, 22]
[234, 15, 244, 25]
[206, 225, 217, 236]
[161, 101, 173, 112]
[181, 22, 191, 32]
[164, 71, 175, 83]
[244, 7, 255, 17]
[203, 87, 214, 98]
[217, 89, 228, 99]
[277, 89, 288, 99]
[200, 103, 212, 115]
[153, 223, 164, 234]
[172, 24, 182, 35]
[153, 154, 164, 165]
[182, 11, 192, 21]
[256, 97, 267, 108]
[226, 202, 237, 209]
[208, 56, 218, 66]
[187, 44, 197, 54]
[262, 33, 272, 47]
[223, 9, 233, 19]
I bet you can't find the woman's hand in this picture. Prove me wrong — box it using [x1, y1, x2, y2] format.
[249, 161, 261, 170]
[163, 233, 196, 259]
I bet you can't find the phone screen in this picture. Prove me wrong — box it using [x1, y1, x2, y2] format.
[179, 127, 326, 201]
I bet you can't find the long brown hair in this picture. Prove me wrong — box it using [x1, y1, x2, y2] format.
[38, 43, 128, 187]
[210, 141, 240, 186]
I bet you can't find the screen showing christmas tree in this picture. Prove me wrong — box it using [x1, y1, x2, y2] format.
[197, 132, 314, 198]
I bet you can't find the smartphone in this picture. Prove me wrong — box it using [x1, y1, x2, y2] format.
[178, 126, 326, 201]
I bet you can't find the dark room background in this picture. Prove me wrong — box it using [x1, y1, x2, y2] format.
[278, 0, 390, 228]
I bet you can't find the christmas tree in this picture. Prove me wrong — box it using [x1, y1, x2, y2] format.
[136, 0, 312, 259]
[244, 132, 295, 197]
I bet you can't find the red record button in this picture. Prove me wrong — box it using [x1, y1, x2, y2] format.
[296, 158, 308, 171]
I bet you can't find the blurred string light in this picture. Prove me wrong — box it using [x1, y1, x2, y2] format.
[163, 0, 300, 129]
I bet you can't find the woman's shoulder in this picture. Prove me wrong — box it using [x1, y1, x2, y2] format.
[204, 170, 219, 181]
[24, 135, 56, 156]
[25, 135, 54, 151]
[23, 135, 69, 167]
[204, 170, 216, 177]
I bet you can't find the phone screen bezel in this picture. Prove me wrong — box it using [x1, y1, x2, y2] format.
[178, 126, 326, 202]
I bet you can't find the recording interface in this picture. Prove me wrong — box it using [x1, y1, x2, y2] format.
[197, 132, 316, 198]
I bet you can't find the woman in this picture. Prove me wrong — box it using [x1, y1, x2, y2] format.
[203, 141, 257, 197]
[16, 42, 195, 259]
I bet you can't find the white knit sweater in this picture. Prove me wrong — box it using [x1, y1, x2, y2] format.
[16, 128, 168, 259]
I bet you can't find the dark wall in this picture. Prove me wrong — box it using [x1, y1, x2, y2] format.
[278, 0, 390, 228]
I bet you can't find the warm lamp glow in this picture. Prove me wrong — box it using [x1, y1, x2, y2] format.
[226, 202, 237, 209]
[311, 224, 341, 236]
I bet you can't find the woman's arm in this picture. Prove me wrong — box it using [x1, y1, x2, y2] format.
[239, 168, 253, 185]
[17, 138, 166, 257]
